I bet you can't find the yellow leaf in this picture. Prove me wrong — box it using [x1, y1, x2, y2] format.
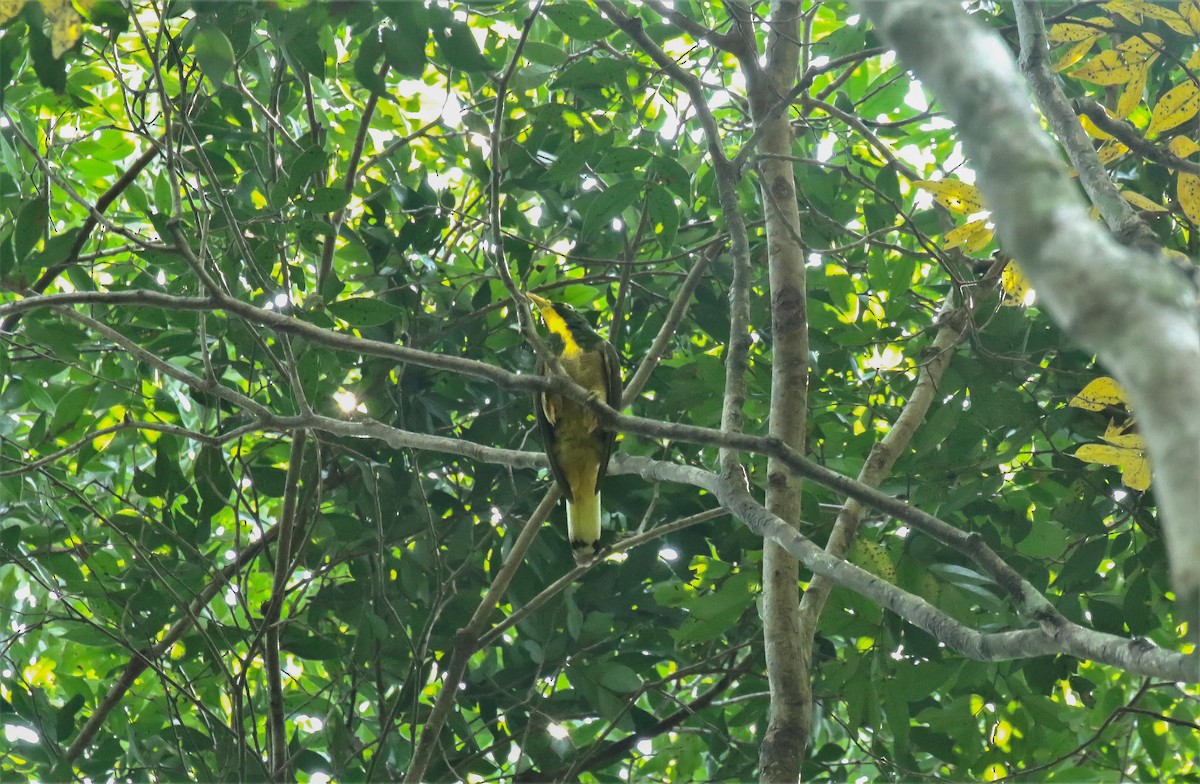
[914, 179, 986, 214]
[39, 0, 81, 59]
[22, 657, 57, 687]
[1121, 458, 1151, 491]
[1184, 0, 1200, 34]
[1054, 36, 1102, 72]
[1115, 32, 1162, 63]
[1096, 141, 1129, 165]
[1147, 82, 1200, 137]
[1075, 439, 1151, 491]
[1048, 22, 1104, 44]
[1120, 190, 1167, 212]
[0, 0, 24, 25]
[1075, 443, 1128, 466]
[1079, 113, 1114, 140]
[1103, 0, 1146, 24]
[1179, 171, 1200, 223]
[1139, 2, 1194, 35]
[1116, 65, 1148, 118]
[1102, 419, 1143, 448]
[1001, 262, 1032, 307]
[943, 219, 993, 253]
[1070, 376, 1128, 411]
[1071, 50, 1136, 85]
[1190, 48, 1200, 70]
[1106, 0, 1190, 32]
[1104, 421, 1151, 490]
[1169, 136, 1200, 159]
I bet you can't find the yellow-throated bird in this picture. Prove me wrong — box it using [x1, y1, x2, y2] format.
[526, 292, 621, 564]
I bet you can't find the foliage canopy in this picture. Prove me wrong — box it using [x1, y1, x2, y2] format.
[0, 0, 1197, 782]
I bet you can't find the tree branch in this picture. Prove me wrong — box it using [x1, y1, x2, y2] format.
[401, 491, 558, 784]
[1012, 1, 1155, 245]
[735, 0, 812, 777]
[854, 0, 1200, 623]
[616, 454, 1198, 682]
[264, 431, 306, 781]
[593, 0, 757, 480]
[1071, 98, 1200, 178]
[798, 262, 1004, 647]
[65, 529, 278, 761]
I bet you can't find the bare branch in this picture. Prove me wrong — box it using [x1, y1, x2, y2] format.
[617, 454, 1197, 682]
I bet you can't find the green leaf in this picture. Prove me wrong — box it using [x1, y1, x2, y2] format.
[287, 147, 329, 194]
[14, 198, 49, 261]
[432, 20, 492, 72]
[583, 179, 643, 235]
[247, 464, 287, 497]
[194, 26, 235, 87]
[1052, 536, 1107, 591]
[55, 694, 85, 742]
[279, 629, 342, 660]
[598, 664, 642, 694]
[28, 24, 66, 92]
[551, 57, 630, 92]
[382, 25, 427, 78]
[522, 41, 566, 67]
[650, 154, 693, 199]
[354, 28, 386, 94]
[300, 187, 351, 214]
[281, 19, 326, 78]
[49, 385, 93, 436]
[327, 297, 404, 328]
[34, 227, 81, 269]
[543, 4, 614, 41]
[644, 184, 679, 248]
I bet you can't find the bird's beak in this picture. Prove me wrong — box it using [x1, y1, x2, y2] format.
[525, 292, 551, 309]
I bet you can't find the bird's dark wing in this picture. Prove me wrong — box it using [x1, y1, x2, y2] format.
[535, 359, 574, 501]
[596, 339, 622, 485]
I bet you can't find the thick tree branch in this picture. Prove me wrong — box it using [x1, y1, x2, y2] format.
[854, 0, 1200, 622]
[735, 0, 811, 778]
[5, 286, 1186, 624]
[13, 287, 1196, 677]
[1012, 1, 1154, 245]
[616, 455, 1198, 682]
[0, 287, 1170, 631]
[11, 364, 1194, 693]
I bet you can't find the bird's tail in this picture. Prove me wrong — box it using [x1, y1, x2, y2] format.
[567, 490, 602, 565]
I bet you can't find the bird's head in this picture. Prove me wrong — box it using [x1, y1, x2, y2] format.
[525, 292, 600, 352]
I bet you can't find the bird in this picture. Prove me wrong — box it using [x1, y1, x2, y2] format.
[525, 292, 621, 564]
